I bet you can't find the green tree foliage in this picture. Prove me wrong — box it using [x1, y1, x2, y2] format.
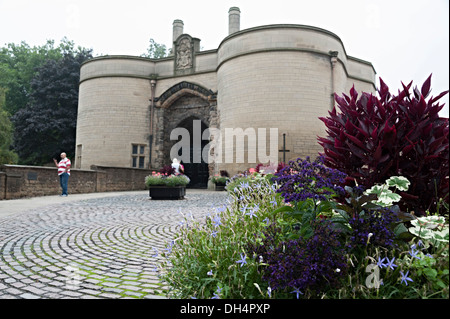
[141, 38, 170, 58]
[0, 89, 18, 164]
[11, 48, 92, 165]
[0, 38, 72, 115]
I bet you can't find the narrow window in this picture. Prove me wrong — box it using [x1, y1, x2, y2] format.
[132, 144, 146, 168]
[76, 144, 82, 169]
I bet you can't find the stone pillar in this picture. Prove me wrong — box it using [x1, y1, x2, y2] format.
[228, 7, 240, 35]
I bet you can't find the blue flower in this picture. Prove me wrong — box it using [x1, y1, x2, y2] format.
[409, 248, 421, 260]
[400, 270, 413, 286]
[164, 243, 173, 254]
[211, 285, 222, 299]
[207, 270, 213, 276]
[151, 247, 158, 258]
[236, 253, 247, 267]
[246, 205, 259, 219]
[376, 257, 386, 269]
[212, 215, 222, 228]
[267, 287, 272, 298]
[240, 204, 249, 214]
[211, 230, 218, 238]
[270, 199, 277, 207]
[290, 287, 303, 299]
[385, 257, 397, 270]
[263, 217, 270, 226]
[240, 181, 250, 189]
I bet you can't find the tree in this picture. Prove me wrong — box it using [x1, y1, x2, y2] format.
[0, 88, 18, 164]
[11, 48, 93, 165]
[0, 39, 69, 115]
[141, 38, 170, 58]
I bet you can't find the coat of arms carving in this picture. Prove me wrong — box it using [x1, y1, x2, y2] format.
[176, 38, 193, 70]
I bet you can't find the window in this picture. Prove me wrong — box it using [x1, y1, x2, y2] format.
[76, 144, 82, 169]
[132, 144, 146, 168]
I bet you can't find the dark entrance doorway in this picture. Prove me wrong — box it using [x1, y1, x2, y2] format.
[175, 118, 209, 188]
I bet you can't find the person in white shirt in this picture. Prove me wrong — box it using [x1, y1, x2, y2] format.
[171, 158, 181, 175]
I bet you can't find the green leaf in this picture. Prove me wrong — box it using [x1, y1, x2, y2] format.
[393, 223, 408, 237]
[271, 205, 294, 215]
[377, 190, 401, 206]
[423, 268, 438, 279]
[386, 176, 410, 191]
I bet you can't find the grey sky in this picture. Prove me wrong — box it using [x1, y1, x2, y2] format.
[1, 0, 448, 117]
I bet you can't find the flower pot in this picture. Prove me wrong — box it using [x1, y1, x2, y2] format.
[215, 184, 226, 191]
[148, 186, 186, 200]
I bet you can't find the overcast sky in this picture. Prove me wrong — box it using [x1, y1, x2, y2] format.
[1, 0, 448, 117]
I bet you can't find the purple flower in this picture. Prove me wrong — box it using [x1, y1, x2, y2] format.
[251, 220, 347, 296]
[385, 257, 397, 270]
[240, 204, 248, 214]
[236, 253, 247, 267]
[246, 205, 259, 219]
[212, 215, 222, 228]
[290, 287, 303, 299]
[211, 285, 222, 299]
[347, 208, 399, 250]
[273, 156, 346, 203]
[377, 257, 386, 269]
[409, 248, 421, 260]
[400, 270, 413, 286]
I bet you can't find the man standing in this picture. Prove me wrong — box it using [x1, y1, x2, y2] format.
[53, 152, 71, 196]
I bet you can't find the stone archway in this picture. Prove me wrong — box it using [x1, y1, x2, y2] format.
[152, 81, 218, 187]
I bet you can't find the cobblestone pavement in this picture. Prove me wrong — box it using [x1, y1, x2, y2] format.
[0, 190, 229, 299]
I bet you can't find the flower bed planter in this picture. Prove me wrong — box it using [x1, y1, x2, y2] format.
[149, 186, 186, 200]
[215, 184, 226, 191]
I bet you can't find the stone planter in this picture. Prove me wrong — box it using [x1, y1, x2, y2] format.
[148, 186, 186, 200]
[214, 184, 226, 191]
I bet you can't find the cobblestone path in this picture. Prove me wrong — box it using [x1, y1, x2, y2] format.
[0, 190, 229, 299]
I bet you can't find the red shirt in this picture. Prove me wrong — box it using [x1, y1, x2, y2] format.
[58, 158, 71, 175]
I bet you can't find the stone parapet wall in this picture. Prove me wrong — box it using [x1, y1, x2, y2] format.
[0, 165, 155, 200]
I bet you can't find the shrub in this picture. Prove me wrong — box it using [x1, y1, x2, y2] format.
[273, 156, 346, 203]
[210, 175, 229, 185]
[145, 172, 190, 187]
[158, 177, 284, 299]
[248, 220, 348, 298]
[318, 75, 449, 215]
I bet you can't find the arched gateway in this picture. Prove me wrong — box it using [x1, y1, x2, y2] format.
[153, 81, 217, 188]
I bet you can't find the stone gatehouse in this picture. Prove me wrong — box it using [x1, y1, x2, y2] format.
[75, 7, 376, 188]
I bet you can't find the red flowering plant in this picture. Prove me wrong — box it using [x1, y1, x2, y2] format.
[318, 75, 449, 216]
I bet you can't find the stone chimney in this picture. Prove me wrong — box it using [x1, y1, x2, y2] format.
[228, 7, 240, 35]
[172, 19, 184, 53]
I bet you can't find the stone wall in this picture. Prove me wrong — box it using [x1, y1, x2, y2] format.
[0, 165, 155, 200]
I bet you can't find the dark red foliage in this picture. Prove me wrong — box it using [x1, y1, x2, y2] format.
[318, 75, 449, 215]
[160, 165, 175, 175]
